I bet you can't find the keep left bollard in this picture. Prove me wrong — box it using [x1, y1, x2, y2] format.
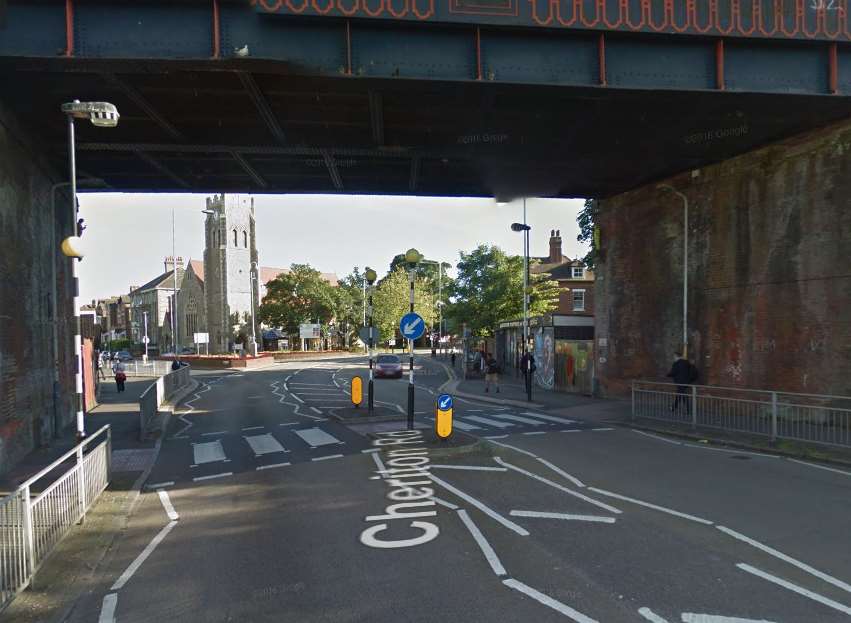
[435, 394, 453, 440]
[351, 376, 363, 409]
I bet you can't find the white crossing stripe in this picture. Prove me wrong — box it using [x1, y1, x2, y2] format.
[509, 510, 615, 524]
[429, 417, 481, 431]
[735, 563, 851, 616]
[521, 412, 578, 425]
[294, 427, 343, 447]
[193, 440, 226, 464]
[464, 415, 515, 429]
[487, 412, 547, 426]
[244, 433, 288, 455]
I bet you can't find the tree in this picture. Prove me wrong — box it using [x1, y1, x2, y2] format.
[372, 267, 436, 343]
[335, 268, 367, 347]
[257, 264, 337, 337]
[447, 244, 560, 337]
[576, 198, 599, 269]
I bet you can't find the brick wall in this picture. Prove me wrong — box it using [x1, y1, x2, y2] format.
[596, 118, 851, 397]
[0, 101, 75, 475]
[556, 280, 595, 315]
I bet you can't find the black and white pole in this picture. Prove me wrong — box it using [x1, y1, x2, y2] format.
[365, 268, 377, 414]
[511, 202, 533, 403]
[68, 114, 85, 441]
[407, 267, 415, 430]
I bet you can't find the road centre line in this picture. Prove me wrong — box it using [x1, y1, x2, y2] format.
[157, 489, 179, 521]
[561, 429, 582, 433]
[427, 473, 529, 536]
[145, 481, 174, 490]
[591, 427, 615, 431]
[488, 439, 539, 458]
[256, 462, 290, 471]
[432, 496, 459, 509]
[502, 578, 598, 623]
[201, 431, 227, 437]
[456, 509, 507, 576]
[484, 435, 508, 439]
[637, 607, 669, 623]
[632, 429, 682, 445]
[787, 458, 851, 477]
[193, 472, 233, 482]
[430, 465, 507, 472]
[111, 520, 178, 590]
[510, 510, 615, 524]
[717, 525, 851, 595]
[587, 487, 712, 525]
[312, 454, 344, 461]
[242, 426, 264, 431]
[495, 458, 622, 515]
[98, 593, 118, 623]
[736, 563, 851, 616]
[279, 422, 299, 426]
[523, 431, 547, 435]
[535, 458, 586, 488]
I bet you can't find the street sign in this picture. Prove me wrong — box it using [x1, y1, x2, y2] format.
[194, 332, 209, 344]
[351, 376, 363, 407]
[358, 326, 382, 344]
[436, 394, 453, 439]
[399, 312, 426, 340]
[388, 338, 396, 346]
[141, 336, 150, 344]
[299, 323, 321, 339]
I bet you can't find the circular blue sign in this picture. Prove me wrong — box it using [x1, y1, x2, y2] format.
[437, 394, 453, 411]
[399, 312, 426, 340]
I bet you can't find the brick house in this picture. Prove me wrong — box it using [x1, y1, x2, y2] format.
[531, 229, 595, 316]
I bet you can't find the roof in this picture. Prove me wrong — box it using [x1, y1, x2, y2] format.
[135, 270, 179, 293]
[531, 257, 584, 276]
[188, 259, 204, 282]
[259, 266, 339, 287]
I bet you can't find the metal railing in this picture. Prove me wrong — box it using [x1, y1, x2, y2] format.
[104, 359, 173, 378]
[632, 381, 851, 448]
[1, 426, 111, 612]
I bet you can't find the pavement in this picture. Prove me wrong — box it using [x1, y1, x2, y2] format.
[5, 354, 851, 622]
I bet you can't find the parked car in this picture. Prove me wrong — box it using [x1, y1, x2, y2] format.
[375, 354, 403, 379]
[115, 350, 133, 362]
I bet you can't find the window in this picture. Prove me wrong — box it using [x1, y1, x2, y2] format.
[243, 230, 248, 248]
[571, 266, 585, 279]
[232, 229, 238, 247]
[572, 289, 586, 311]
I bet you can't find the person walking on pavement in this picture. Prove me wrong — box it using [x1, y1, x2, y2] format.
[96, 350, 106, 380]
[450, 350, 456, 369]
[668, 352, 698, 413]
[112, 357, 126, 392]
[485, 355, 500, 393]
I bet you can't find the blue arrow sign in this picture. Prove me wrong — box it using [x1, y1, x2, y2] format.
[400, 312, 426, 340]
[438, 394, 453, 411]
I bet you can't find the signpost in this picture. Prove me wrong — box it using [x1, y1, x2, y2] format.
[351, 376, 363, 408]
[400, 311, 424, 430]
[194, 331, 209, 356]
[435, 394, 453, 439]
[358, 326, 381, 344]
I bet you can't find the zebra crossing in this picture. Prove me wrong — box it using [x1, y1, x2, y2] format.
[426, 410, 581, 434]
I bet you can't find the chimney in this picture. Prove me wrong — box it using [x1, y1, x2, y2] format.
[548, 229, 563, 263]
[164, 256, 175, 273]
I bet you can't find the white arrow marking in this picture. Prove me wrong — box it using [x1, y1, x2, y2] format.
[403, 317, 423, 334]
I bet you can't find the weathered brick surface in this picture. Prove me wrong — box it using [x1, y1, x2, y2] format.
[596, 119, 851, 397]
[0, 102, 75, 475]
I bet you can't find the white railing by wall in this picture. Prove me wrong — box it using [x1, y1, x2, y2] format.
[0, 425, 111, 612]
[632, 381, 851, 448]
[139, 365, 192, 441]
[105, 359, 173, 378]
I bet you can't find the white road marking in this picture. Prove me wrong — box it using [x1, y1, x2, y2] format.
[294, 427, 343, 447]
[291, 394, 304, 403]
[432, 496, 459, 509]
[588, 487, 712, 524]
[523, 431, 547, 436]
[98, 593, 118, 623]
[312, 454, 344, 461]
[145, 481, 175, 490]
[495, 458, 622, 515]
[561, 429, 582, 433]
[484, 435, 508, 439]
[456, 509, 507, 576]
[520, 412, 578, 425]
[591, 427, 615, 431]
[244, 433, 288, 455]
[445, 419, 482, 431]
[502, 578, 598, 623]
[427, 473, 529, 536]
[430, 465, 508, 472]
[157, 489, 179, 521]
[787, 458, 851, 477]
[111, 521, 178, 590]
[193, 472, 233, 482]
[370, 451, 387, 473]
[535, 458, 586, 488]
[242, 426, 264, 432]
[361, 448, 380, 453]
[289, 382, 336, 386]
[488, 440, 538, 458]
[464, 415, 516, 429]
[637, 607, 670, 623]
[717, 525, 851, 595]
[256, 462, 291, 471]
[310, 407, 323, 414]
[509, 510, 615, 524]
[193, 440, 226, 464]
[736, 563, 851, 616]
[488, 413, 547, 426]
[683, 444, 780, 458]
[632, 429, 682, 445]
[279, 422, 299, 426]
[681, 614, 779, 623]
[200, 431, 227, 437]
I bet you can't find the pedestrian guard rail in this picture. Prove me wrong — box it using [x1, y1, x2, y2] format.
[632, 381, 851, 448]
[0, 425, 111, 612]
[107, 359, 173, 378]
[139, 365, 192, 441]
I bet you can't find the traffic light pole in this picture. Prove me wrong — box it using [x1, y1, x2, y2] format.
[368, 285, 374, 415]
[407, 269, 415, 430]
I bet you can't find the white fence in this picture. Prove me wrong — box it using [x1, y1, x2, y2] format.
[1, 426, 111, 612]
[632, 381, 851, 448]
[139, 365, 192, 441]
[106, 359, 173, 378]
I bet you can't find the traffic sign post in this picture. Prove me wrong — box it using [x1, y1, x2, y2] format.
[364, 268, 377, 415]
[435, 394, 453, 439]
[400, 310, 425, 429]
[351, 376, 363, 408]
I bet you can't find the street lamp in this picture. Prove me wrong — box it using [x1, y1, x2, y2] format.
[657, 184, 689, 359]
[61, 100, 119, 441]
[250, 260, 259, 357]
[511, 201, 532, 402]
[404, 248, 422, 429]
[439, 261, 450, 355]
[365, 267, 377, 414]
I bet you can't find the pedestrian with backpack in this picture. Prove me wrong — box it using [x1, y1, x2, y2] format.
[485, 355, 501, 393]
[113, 358, 127, 393]
[668, 352, 698, 413]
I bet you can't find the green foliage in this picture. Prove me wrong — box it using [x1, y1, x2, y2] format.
[258, 264, 338, 336]
[447, 244, 560, 337]
[104, 338, 133, 352]
[577, 198, 599, 269]
[334, 268, 367, 346]
[372, 267, 436, 342]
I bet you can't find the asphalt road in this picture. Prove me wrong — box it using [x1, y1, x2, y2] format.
[58, 354, 851, 623]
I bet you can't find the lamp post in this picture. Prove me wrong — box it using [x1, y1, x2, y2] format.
[170, 206, 180, 363]
[511, 203, 532, 402]
[143, 311, 149, 364]
[439, 261, 450, 355]
[657, 184, 689, 359]
[60, 100, 119, 441]
[404, 248, 422, 429]
[250, 260, 259, 356]
[365, 267, 377, 414]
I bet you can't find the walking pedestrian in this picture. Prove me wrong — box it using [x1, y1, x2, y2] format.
[96, 350, 106, 380]
[667, 352, 698, 413]
[450, 350, 456, 368]
[112, 358, 126, 393]
[485, 355, 500, 393]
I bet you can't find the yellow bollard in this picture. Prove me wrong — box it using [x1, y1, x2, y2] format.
[351, 376, 363, 408]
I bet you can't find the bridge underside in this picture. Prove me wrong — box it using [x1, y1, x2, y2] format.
[2, 1, 850, 197]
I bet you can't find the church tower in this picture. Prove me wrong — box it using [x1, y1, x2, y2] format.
[203, 194, 258, 354]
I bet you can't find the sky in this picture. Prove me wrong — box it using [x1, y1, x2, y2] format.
[77, 193, 588, 304]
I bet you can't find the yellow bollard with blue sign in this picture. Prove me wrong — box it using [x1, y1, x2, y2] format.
[351, 376, 363, 408]
[435, 394, 453, 439]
